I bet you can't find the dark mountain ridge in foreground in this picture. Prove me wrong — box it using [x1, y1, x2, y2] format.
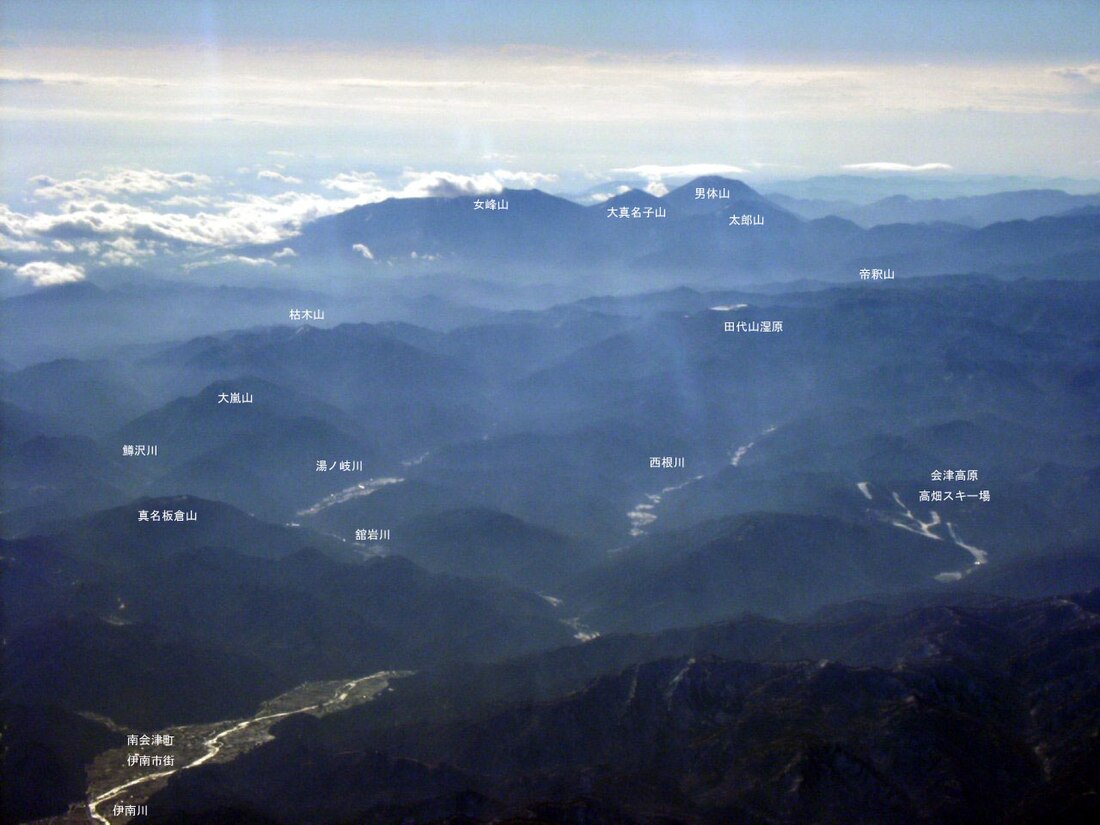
[145, 589, 1100, 825]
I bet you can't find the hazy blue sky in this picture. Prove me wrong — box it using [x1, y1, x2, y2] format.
[1, 1, 1097, 289]
[4, 1, 1097, 60]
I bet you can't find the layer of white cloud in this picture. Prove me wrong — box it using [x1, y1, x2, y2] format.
[98, 236, 154, 267]
[2, 50, 1097, 190]
[12, 186, 386, 249]
[157, 194, 217, 207]
[5, 166, 565, 267]
[588, 185, 632, 203]
[324, 169, 554, 201]
[321, 171, 384, 196]
[841, 162, 954, 172]
[0, 71, 170, 88]
[327, 77, 494, 90]
[258, 170, 303, 184]
[184, 254, 277, 271]
[492, 169, 559, 186]
[14, 260, 85, 286]
[0, 236, 46, 252]
[352, 243, 374, 260]
[614, 163, 749, 181]
[32, 169, 211, 200]
[399, 171, 504, 197]
[0, 205, 46, 252]
[1052, 65, 1100, 83]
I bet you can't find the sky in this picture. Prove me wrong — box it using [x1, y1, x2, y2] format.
[0, 0, 1098, 288]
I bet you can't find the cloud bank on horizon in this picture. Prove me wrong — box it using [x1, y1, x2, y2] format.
[2, 0, 1098, 188]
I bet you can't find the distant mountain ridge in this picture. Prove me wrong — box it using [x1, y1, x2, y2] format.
[769, 188, 1100, 227]
[245, 175, 1100, 288]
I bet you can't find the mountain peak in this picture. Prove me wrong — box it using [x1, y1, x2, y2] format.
[660, 176, 770, 214]
[671, 175, 762, 198]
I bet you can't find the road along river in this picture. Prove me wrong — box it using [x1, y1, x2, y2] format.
[86, 670, 410, 823]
